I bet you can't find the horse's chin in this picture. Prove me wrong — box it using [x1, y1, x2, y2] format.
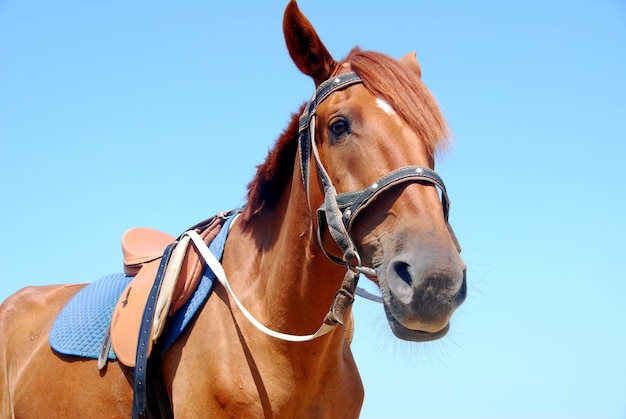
[384, 308, 450, 342]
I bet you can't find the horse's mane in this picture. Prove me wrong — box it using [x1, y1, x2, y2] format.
[241, 48, 448, 228]
[349, 49, 449, 155]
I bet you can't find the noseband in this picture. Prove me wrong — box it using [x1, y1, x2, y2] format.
[298, 72, 460, 279]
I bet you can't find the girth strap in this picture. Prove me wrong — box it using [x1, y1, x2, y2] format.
[132, 242, 175, 419]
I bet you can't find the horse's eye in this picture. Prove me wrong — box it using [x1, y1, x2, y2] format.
[329, 117, 351, 141]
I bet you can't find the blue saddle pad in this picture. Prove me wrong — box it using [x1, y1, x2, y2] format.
[49, 213, 235, 360]
[49, 273, 131, 359]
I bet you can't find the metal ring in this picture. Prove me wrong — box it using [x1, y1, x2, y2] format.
[345, 249, 363, 273]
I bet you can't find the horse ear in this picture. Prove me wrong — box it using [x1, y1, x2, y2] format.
[400, 52, 422, 78]
[283, 0, 338, 86]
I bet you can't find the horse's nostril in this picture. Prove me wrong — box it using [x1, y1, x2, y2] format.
[389, 261, 414, 304]
[393, 261, 413, 287]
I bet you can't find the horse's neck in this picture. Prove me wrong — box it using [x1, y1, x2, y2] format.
[223, 177, 346, 340]
[182, 176, 364, 415]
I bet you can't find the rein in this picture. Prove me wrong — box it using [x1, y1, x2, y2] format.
[184, 224, 342, 342]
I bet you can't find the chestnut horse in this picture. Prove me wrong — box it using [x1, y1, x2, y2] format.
[0, 1, 466, 417]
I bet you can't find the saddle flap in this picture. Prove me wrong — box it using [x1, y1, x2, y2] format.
[110, 260, 160, 367]
[122, 228, 175, 276]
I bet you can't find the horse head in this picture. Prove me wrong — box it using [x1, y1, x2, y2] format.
[283, 0, 467, 342]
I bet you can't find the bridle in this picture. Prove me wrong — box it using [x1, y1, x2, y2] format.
[298, 71, 460, 279]
[183, 71, 460, 343]
[133, 71, 463, 419]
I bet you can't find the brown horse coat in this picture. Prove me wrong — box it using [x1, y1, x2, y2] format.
[0, 1, 465, 417]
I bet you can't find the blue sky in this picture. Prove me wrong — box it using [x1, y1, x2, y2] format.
[1, 1, 625, 417]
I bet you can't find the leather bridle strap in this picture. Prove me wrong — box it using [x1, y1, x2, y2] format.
[342, 166, 450, 229]
[298, 72, 460, 274]
[298, 72, 366, 269]
[346, 165, 461, 255]
[299, 72, 363, 200]
[316, 165, 462, 267]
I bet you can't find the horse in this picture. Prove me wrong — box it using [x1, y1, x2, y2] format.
[0, 1, 466, 417]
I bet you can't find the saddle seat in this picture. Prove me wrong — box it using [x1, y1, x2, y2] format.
[122, 227, 176, 276]
[110, 217, 225, 367]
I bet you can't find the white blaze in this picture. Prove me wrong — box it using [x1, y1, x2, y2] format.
[376, 98, 395, 115]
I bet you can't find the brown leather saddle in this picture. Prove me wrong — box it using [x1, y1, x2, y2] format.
[109, 215, 227, 367]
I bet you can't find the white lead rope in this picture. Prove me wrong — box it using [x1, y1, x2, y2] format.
[183, 230, 336, 342]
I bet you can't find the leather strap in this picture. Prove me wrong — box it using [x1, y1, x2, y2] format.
[97, 325, 112, 370]
[316, 165, 461, 263]
[132, 242, 174, 419]
[298, 72, 364, 205]
[324, 270, 359, 326]
[341, 166, 449, 228]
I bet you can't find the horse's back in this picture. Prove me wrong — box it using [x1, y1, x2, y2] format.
[0, 283, 132, 417]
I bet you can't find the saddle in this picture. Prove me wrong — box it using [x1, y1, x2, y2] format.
[110, 215, 227, 367]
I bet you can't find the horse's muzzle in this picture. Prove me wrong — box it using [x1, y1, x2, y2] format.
[378, 248, 467, 342]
